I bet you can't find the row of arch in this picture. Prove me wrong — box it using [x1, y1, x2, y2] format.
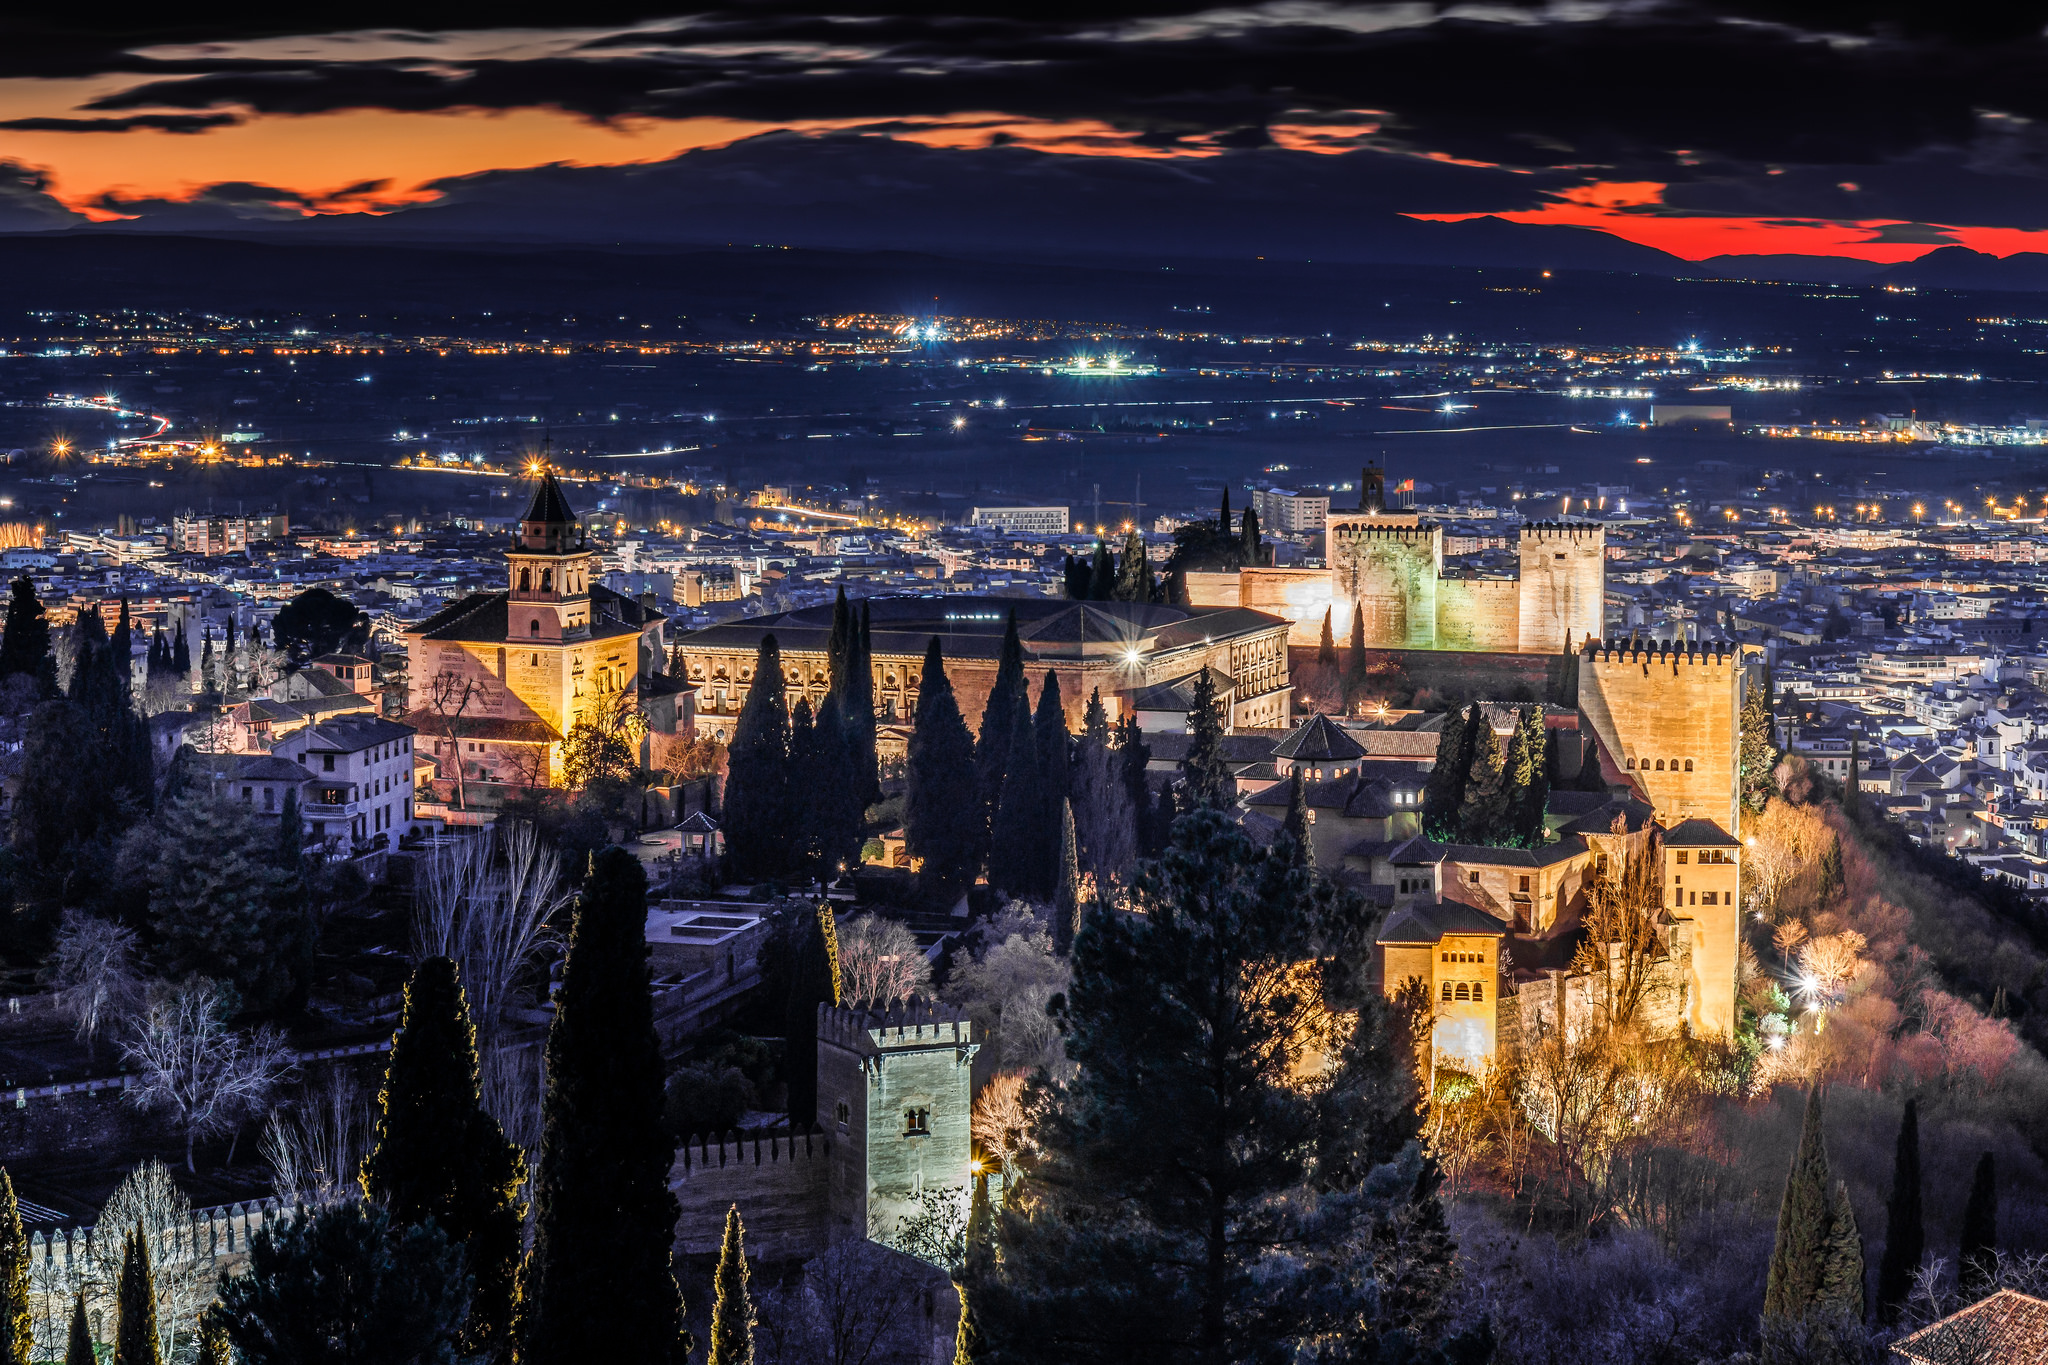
[1440, 980, 1485, 1002]
[1627, 756, 1694, 772]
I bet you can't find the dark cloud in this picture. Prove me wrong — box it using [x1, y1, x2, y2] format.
[0, 161, 85, 230]
[0, 113, 238, 133]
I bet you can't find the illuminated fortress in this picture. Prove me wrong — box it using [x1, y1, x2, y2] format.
[1187, 464, 1606, 652]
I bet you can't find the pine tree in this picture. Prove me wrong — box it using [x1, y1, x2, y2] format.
[708, 1205, 754, 1365]
[1960, 1151, 1998, 1300]
[905, 639, 981, 908]
[143, 790, 309, 1014]
[1282, 767, 1313, 869]
[1764, 1086, 1864, 1323]
[973, 611, 1025, 869]
[1876, 1098, 1923, 1324]
[991, 693, 1047, 899]
[1053, 799, 1082, 955]
[1419, 705, 1472, 840]
[1741, 661, 1778, 814]
[0, 578, 49, 684]
[784, 905, 842, 1124]
[0, 1171, 27, 1365]
[1504, 706, 1550, 847]
[725, 636, 794, 879]
[64, 1294, 91, 1365]
[515, 848, 690, 1365]
[978, 810, 1476, 1359]
[361, 957, 526, 1359]
[114, 1225, 160, 1365]
[1317, 608, 1337, 670]
[1180, 669, 1232, 809]
[1455, 714, 1510, 846]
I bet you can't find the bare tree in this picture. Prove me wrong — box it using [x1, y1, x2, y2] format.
[1570, 822, 1666, 1032]
[45, 911, 140, 1061]
[413, 821, 566, 1051]
[260, 1070, 373, 1205]
[120, 978, 296, 1172]
[971, 1071, 1031, 1174]
[87, 1159, 212, 1365]
[797, 1238, 938, 1365]
[834, 914, 933, 1006]
[191, 708, 238, 756]
[479, 1039, 547, 1155]
[425, 668, 490, 809]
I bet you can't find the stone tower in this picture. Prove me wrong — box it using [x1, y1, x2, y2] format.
[1326, 520, 1441, 649]
[817, 998, 978, 1245]
[506, 469, 596, 646]
[1577, 640, 1747, 834]
[1360, 459, 1386, 513]
[1516, 522, 1606, 653]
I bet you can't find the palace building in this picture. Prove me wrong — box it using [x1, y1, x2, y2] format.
[401, 472, 664, 790]
[670, 597, 1295, 742]
[1187, 462, 1608, 650]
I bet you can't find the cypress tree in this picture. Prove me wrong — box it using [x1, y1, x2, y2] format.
[0, 1171, 26, 1365]
[1282, 767, 1314, 869]
[114, 1225, 160, 1365]
[708, 1205, 754, 1365]
[1240, 505, 1262, 565]
[1034, 670, 1070, 829]
[1420, 705, 1472, 839]
[1960, 1151, 1998, 1300]
[784, 905, 842, 1124]
[172, 624, 190, 676]
[1063, 554, 1089, 600]
[1151, 782, 1178, 855]
[1741, 660, 1778, 814]
[825, 587, 852, 699]
[1088, 541, 1115, 601]
[1504, 706, 1550, 847]
[1845, 736, 1863, 815]
[1765, 1086, 1864, 1323]
[1053, 799, 1082, 955]
[850, 602, 880, 805]
[1456, 714, 1510, 846]
[194, 1313, 230, 1365]
[275, 787, 304, 870]
[1316, 608, 1337, 671]
[1114, 528, 1148, 602]
[199, 631, 216, 702]
[1342, 601, 1369, 708]
[64, 1294, 90, 1365]
[0, 578, 49, 683]
[111, 597, 133, 694]
[905, 639, 980, 909]
[361, 957, 526, 1359]
[1218, 486, 1232, 536]
[1876, 1098, 1923, 1324]
[516, 848, 690, 1365]
[725, 636, 794, 879]
[973, 611, 1025, 867]
[991, 693, 1047, 899]
[954, 1174, 993, 1365]
[794, 697, 859, 879]
[1083, 688, 1110, 746]
[1180, 669, 1232, 809]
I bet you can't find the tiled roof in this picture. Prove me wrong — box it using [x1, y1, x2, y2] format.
[1662, 817, 1741, 847]
[1272, 713, 1367, 762]
[1378, 900, 1508, 944]
[1892, 1290, 2048, 1365]
[522, 470, 578, 527]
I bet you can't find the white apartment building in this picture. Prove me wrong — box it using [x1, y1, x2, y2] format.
[1251, 487, 1330, 534]
[273, 715, 420, 848]
[968, 506, 1071, 536]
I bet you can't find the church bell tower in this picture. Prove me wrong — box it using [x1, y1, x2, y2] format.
[507, 470, 595, 644]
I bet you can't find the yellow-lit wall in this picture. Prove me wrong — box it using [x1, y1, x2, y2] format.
[1666, 843, 1742, 1039]
[1579, 644, 1745, 832]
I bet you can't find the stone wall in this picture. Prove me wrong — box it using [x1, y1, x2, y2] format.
[1329, 523, 1442, 649]
[671, 1127, 835, 1260]
[1517, 523, 1607, 653]
[1435, 577, 1521, 653]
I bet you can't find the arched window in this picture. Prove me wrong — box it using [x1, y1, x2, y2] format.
[1454, 982, 1471, 1000]
[1655, 758, 1665, 771]
[528, 619, 540, 637]
[1684, 758, 1694, 772]
[518, 568, 531, 591]
[1441, 982, 1453, 1001]
[1472, 981, 1484, 1002]
[540, 569, 554, 592]
[1626, 756, 1636, 769]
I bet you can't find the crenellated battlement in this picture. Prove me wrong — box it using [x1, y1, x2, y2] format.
[1519, 521, 1605, 542]
[1581, 638, 1740, 670]
[676, 1123, 831, 1175]
[1330, 522, 1437, 544]
[818, 996, 974, 1054]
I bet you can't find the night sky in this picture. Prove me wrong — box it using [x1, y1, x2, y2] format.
[6, 4, 2048, 264]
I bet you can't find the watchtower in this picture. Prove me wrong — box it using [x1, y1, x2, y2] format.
[1516, 522, 1606, 654]
[1577, 640, 1747, 834]
[506, 469, 596, 645]
[817, 998, 978, 1245]
[1326, 520, 1441, 649]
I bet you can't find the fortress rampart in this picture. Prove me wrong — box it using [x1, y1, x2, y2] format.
[1576, 639, 1746, 832]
